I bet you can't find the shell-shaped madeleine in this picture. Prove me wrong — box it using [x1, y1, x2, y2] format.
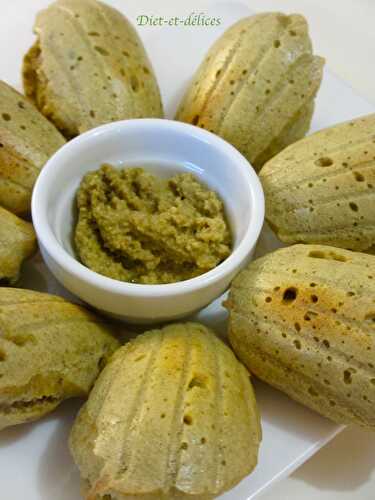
[226, 244, 375, 428]
[69, 322, 261, 499]
[23, 0, 163, 139]
[0, 81, 65, 216]
[0, 288, 119, 430]
[260, 113, 375, 251]
[176, 13, 324, 171]
[0, 207, 37, 285]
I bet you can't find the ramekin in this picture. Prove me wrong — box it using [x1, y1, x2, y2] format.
[32, 119, 264, 323]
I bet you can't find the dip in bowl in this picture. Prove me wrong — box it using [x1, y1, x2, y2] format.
[74, 164, 232, 285]
[32, 119, 264, 323]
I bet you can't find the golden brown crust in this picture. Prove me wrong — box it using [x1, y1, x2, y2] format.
[70, 323, 261, 499]
[227, 244, 375, 428]
[23, 0, 163, 138]
[176, 13, 324, 170]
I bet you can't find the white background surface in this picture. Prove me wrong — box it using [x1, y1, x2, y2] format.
[249, 3, 375, 500]
[0, 1, 374, 499]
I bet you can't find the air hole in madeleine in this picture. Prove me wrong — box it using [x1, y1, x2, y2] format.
[343, 370, 353, 384]
[188, 375, 207, 390]
[354, 172, 365, 182]
[183, 414, 193, 425]
[282, 287, 297, 303]
[293, 339, 301, 350]
[94, 46, 109, 56]
[315, 157, 333, 167]
[192, 114, 200, 125]
[130, 75, 139, 92]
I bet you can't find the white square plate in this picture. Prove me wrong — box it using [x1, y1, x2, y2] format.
[1, 1, 374, 499]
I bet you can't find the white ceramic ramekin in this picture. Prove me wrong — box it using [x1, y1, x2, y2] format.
[32, 119, 264, 323]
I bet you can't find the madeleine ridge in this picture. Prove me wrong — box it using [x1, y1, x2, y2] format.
[227, 244, 375, 428]
[23, 0, 163, 139]
[176, 12, 324, 170]
[0, 80, 65, 216]
[0, 288, 120, 430]
[260, 113, 375, 251]
[69, 322, 261, 499]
